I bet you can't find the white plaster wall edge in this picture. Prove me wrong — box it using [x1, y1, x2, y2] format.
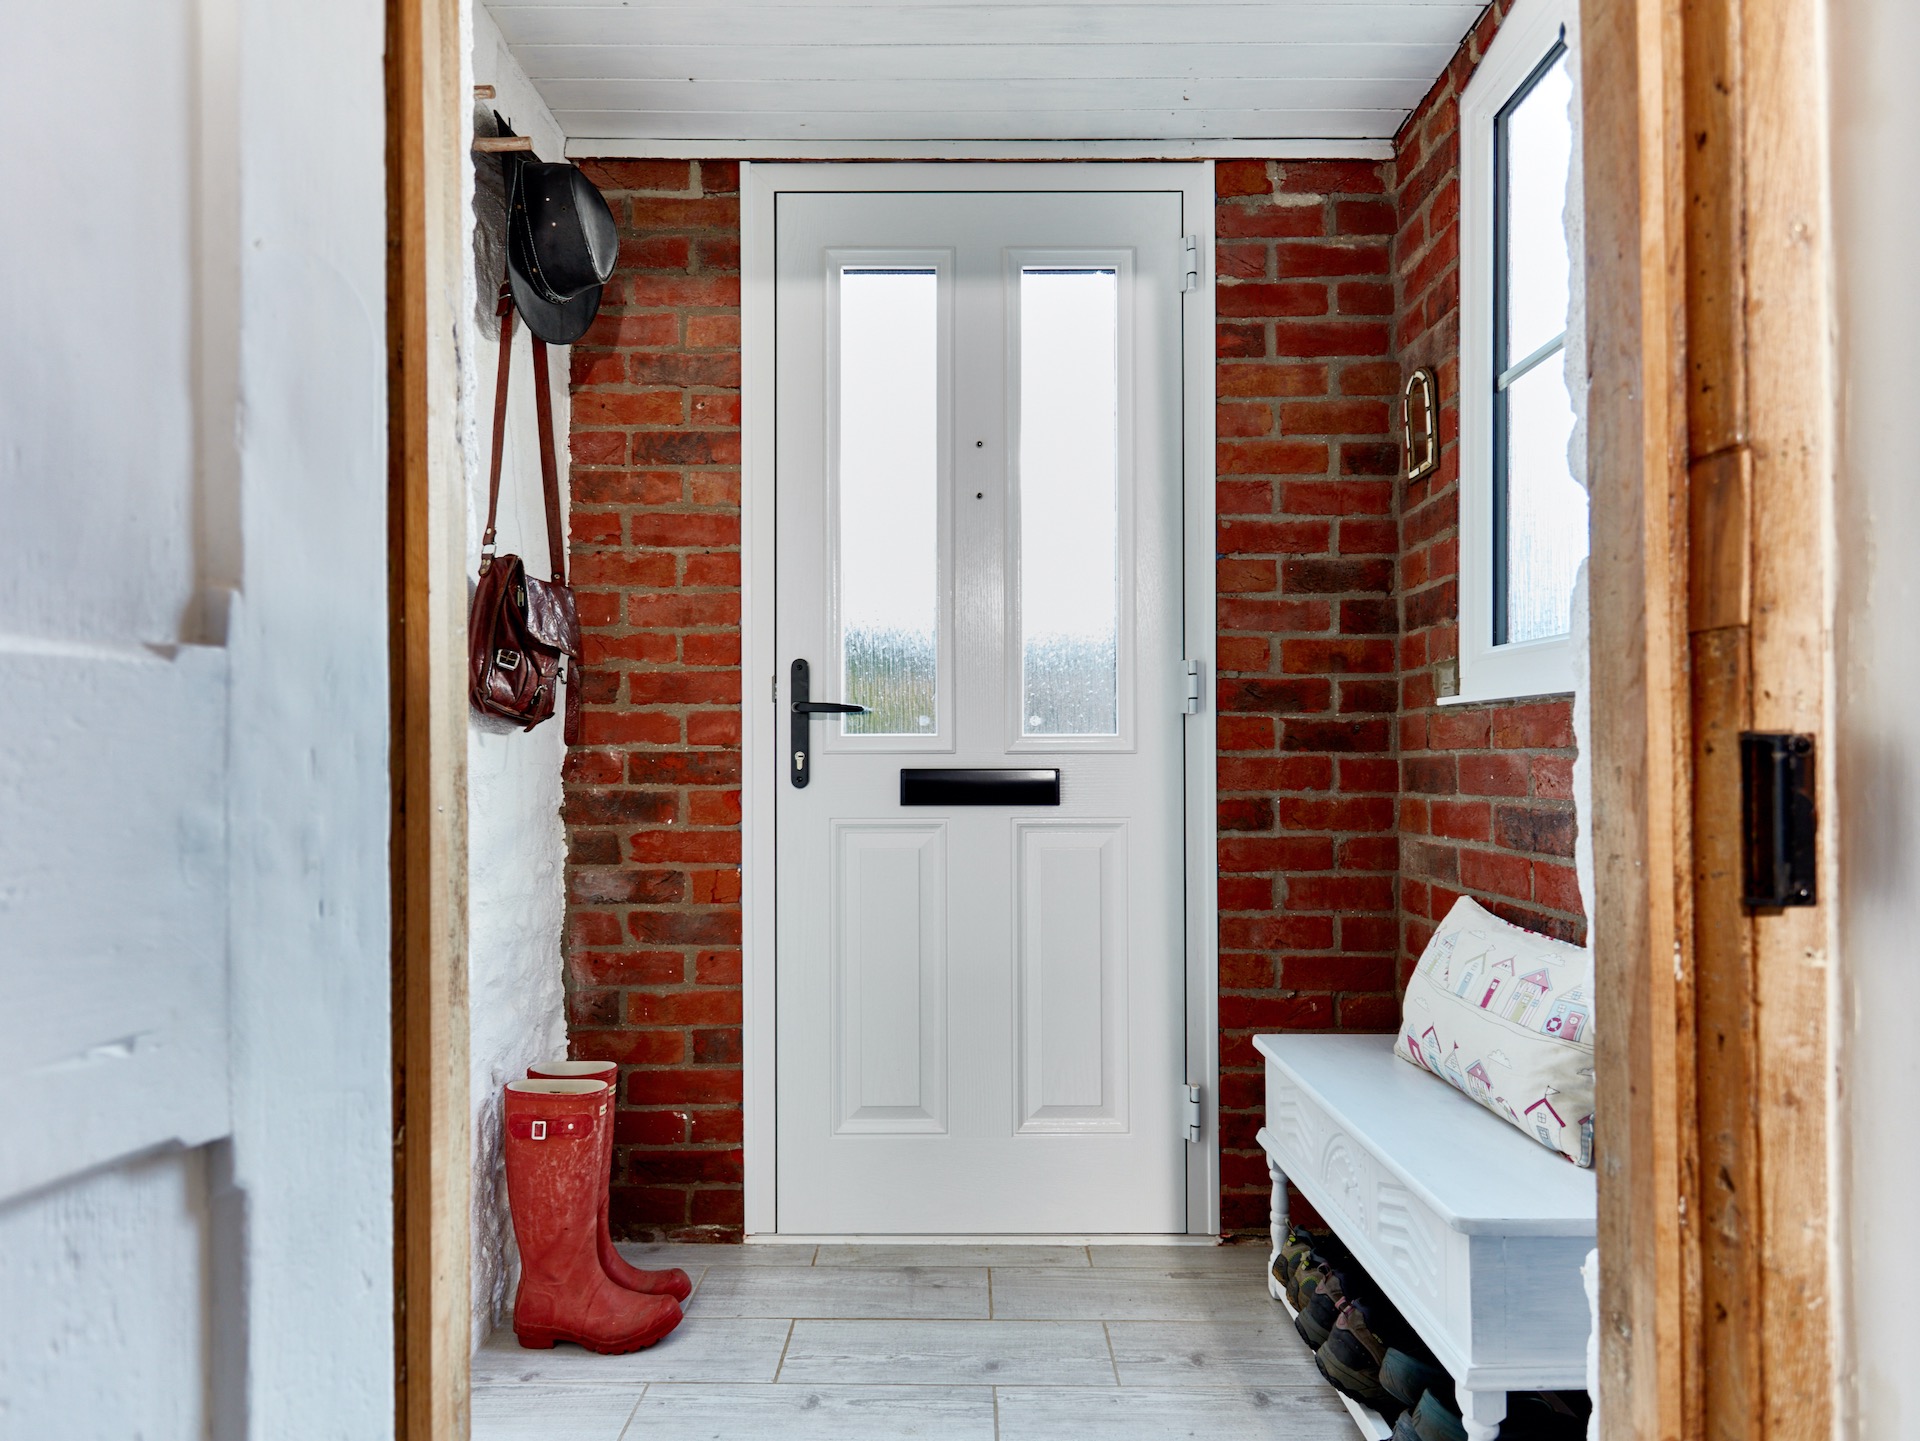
[1828, 0, 1917, 1434]
[1563, 0, 1595, 941]
[1583, 1246, 1600, 1440]
[467, 3, 574, 1353]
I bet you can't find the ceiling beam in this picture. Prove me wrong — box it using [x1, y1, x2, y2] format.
[564, 136, 1395, 159]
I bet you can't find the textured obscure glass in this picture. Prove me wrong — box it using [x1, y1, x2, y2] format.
[1503, 350, 1585, 644]
[1502, 52, 1573, 366]
[838, 268, 939, 735]
[1019, 268, 1120, 737]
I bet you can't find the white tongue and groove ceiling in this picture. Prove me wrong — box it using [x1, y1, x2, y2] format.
[484, 1, 1481, 159]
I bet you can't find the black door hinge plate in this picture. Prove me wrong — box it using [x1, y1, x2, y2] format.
[1739, 731, 1817, 908]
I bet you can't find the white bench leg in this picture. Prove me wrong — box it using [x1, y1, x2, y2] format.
[1459, 1388, 1506, 1441]
[1266, 1152, 1290, 1300]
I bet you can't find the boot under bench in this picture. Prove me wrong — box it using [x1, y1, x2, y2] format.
[1255, 1033, 1597, 1441]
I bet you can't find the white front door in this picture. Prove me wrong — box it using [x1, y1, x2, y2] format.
[774, 186, 1189, 1233]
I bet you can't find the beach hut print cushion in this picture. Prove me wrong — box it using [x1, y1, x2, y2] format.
[1394, 896, 1595, 1166]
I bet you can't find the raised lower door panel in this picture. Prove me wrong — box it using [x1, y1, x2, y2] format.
[832, 823, 948, 1134]
[1016, 822, 1128, 1133]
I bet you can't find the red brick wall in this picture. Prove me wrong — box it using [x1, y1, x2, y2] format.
[563, 159, 746, 1242]
[1210, 158, 1406, 1232]
[559, 130, 1586, 1240]
[1390, 3, 1587, 967]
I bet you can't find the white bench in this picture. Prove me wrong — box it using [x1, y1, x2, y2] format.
[1255, 1033, 1596, 1441]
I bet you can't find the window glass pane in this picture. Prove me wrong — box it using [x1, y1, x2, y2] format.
[838, 268, 938, 735]
[1019, 268, 1119, 737]
[1502, 349, 1586, 644]
[1502, 52, 1573, 365]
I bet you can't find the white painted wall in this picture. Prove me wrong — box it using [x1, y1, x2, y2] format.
[0, 5, 230, 1435]
[0, 0, 396, 1435]
[224, 0, 395, 1430]
[0, 0, 201, 647]
[1831, 1, 1920, 1435]
[0, 1152, 213, 1439]
[465, 5, 575, 1351]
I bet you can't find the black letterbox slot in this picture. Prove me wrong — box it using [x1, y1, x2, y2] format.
[899, 768, 1060, 806]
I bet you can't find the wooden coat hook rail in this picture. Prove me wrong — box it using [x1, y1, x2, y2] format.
[472, 83, 532, 154]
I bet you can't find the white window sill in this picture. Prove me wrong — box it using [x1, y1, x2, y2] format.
[1436, 686, 1575, 707]
[1443, 631, 1578, 706]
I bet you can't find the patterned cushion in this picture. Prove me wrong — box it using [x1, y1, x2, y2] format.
[1394, 896, 1595, 1166]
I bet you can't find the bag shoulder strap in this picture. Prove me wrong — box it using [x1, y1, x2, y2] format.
[531, 330, 580, 744]
[481, 280, 515, 570]
[480, 276, 568, 589]
[530, 333, 568, 586]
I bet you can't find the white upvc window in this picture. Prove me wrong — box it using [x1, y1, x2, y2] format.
[1453, 0, 1586, 704]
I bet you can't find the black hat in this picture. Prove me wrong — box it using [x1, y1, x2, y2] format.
[506, 159, 619, 344]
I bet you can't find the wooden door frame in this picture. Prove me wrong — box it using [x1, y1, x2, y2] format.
[388, 0, 471, 1435]
[376, 0, 1849, 1423]
[1583, 1, 1838, 1436]
[738, 161, 1222, 1238]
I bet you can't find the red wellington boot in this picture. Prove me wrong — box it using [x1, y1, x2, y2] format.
[528, 1059, 694, 1303]
[504, 1079, 684, 1353]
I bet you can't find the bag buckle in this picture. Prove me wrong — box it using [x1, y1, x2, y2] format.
[495, 648, 522, 670]
[530, 1119, 547, 1141]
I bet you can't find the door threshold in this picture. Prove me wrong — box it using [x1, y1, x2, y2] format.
[742, 1233, 1227, 1246]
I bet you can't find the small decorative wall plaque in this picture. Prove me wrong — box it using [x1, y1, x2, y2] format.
[1403, 367, 1439, 482]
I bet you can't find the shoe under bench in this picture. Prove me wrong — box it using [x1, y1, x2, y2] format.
[1253, 1033, 1597, 1441]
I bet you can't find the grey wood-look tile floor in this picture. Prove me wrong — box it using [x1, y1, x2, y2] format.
[471, 1242, 1353, 1441]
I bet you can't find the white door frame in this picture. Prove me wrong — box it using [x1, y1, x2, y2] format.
[740, 161, 1219, 1237]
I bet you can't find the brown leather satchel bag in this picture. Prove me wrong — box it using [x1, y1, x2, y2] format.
[470, 282, 582, 741]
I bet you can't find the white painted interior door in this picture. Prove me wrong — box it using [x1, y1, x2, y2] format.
[775, 188, 1188, 1233]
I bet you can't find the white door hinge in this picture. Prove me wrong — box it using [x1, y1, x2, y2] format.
[1182, 658, 1204, 714]
[1183, 1084, 1203, 1143]
[1182, 234, 1201, 292]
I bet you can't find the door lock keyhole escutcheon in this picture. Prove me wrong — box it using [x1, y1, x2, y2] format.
[789, 658, 867, 787]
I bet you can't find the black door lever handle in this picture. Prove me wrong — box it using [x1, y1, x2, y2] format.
[789, 658, 865, 787]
